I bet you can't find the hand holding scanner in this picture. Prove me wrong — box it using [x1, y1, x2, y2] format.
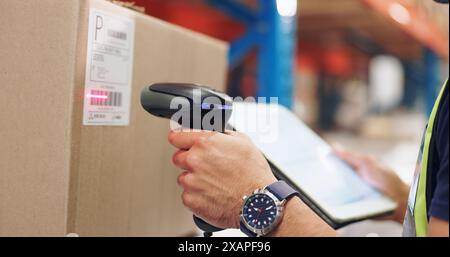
[141, 83, 233, 236]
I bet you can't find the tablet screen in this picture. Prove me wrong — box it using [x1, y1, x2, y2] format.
[229, 103, 382, 209]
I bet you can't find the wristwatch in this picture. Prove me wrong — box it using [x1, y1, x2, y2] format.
[239, 181, 299, 237]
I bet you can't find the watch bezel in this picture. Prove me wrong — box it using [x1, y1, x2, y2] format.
[240, 188, 285, 237]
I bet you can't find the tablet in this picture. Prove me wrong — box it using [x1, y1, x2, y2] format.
[228, 102, 397, 228]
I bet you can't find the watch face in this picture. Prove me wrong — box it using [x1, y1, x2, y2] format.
[242, 193, 278, 230]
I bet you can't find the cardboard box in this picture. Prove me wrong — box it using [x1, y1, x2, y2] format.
[0, 0, 228, 236]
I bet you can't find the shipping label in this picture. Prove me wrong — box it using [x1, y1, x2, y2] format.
[83, 9, 135, 126]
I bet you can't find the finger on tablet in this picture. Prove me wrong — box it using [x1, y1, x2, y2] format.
[332, 144, 363, 170]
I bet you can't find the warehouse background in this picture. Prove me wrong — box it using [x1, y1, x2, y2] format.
[1, 0, 448, 236]
[122, 0, 449, 129]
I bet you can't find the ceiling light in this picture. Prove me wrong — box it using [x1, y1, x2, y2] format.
[276, 0, 297, 17]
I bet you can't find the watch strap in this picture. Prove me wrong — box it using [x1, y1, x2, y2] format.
[240, 221, 257, 237]
[265, 180, 299, 201]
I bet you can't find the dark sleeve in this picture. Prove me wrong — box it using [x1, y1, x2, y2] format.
[429, 93, 449, 221]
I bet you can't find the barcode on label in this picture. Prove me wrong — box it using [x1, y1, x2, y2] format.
[108, 29, 127, 40]
[89, 90, 122, 107]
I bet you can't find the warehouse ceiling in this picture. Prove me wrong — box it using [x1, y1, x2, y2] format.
[297, 0, 449, 59]
[129, 0, 448, 60]
[298, 0, 411, 59]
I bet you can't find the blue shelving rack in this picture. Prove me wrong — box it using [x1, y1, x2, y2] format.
[206, 0, 297, 108]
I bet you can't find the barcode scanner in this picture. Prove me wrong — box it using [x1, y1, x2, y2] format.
[141, 83, 233, 237]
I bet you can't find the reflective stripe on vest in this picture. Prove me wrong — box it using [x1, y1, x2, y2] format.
[403, 80, 448, 237]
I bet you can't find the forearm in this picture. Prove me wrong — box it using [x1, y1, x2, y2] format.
[268, 197, 336, 237]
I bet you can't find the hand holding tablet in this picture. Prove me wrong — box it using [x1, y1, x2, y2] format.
[229, 102, 397, 228]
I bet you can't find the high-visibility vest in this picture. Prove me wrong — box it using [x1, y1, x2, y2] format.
[403, 79, 448, 237]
